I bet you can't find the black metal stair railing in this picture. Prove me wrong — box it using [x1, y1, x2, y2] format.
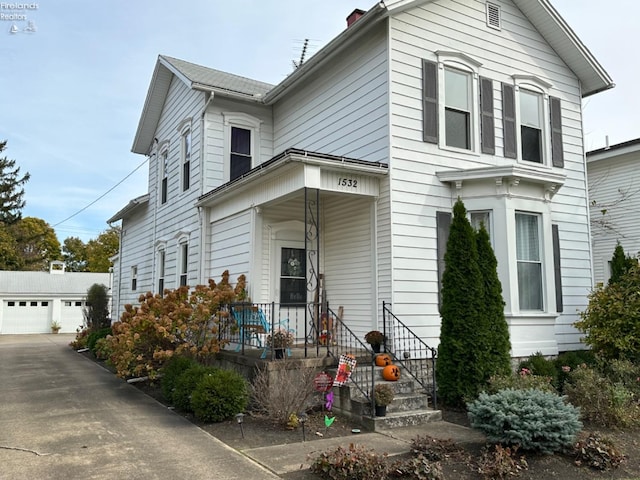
[382, 301, 438, 409]
[325, 304, 374, 411]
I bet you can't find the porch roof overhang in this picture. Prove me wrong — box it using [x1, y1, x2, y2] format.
[437, 165, 566, 199]
[196, 148, 388, 212]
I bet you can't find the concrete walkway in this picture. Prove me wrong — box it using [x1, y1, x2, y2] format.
[0, 334, 486, 479]
[0, 334, 280, 480]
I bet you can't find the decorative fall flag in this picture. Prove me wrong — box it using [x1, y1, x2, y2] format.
[334, 354, 356, 386]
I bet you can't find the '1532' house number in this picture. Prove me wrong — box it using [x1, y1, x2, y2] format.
[337, 177, 358, 188]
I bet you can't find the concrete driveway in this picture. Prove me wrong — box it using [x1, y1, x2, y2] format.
[0, 334, 280, 480]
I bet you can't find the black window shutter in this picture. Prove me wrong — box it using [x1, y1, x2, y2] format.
[550, 96, 564, 168]
[436, 211, 452, 310]
[423, 59, 438, 144]
[502, 83, 517, 159]
[480, 77, 495, 154]
[552, 224, 563, 313]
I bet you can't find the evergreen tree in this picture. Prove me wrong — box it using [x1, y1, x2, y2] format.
[436, 199, 485, 406]
[0, 140, 30, 226]
[609, 242, 636, 285]
[475, 223, 511, 378]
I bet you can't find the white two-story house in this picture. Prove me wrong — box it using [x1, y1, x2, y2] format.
[109, 0, 612, 358]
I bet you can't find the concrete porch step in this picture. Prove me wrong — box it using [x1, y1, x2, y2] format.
[361, 408, 442, 431]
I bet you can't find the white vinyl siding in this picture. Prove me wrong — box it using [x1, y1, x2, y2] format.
[209, 210, 252, 281]
[388, 0, 590, 352]
[323, 196, 376, 339]
[273, 24, 389, 163]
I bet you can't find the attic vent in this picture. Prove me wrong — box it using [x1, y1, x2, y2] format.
[486, 3, 501, 30]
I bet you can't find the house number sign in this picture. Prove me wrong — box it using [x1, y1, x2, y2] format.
[337, 177, 358, 188]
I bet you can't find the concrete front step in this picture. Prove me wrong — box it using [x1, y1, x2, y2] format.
[361, 408, 442, 431]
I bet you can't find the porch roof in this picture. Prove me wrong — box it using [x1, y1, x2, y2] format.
[196, 148, 388, 209]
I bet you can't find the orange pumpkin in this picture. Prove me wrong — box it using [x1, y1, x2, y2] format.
[382, 364, 401, 381]
[375, 353, 392, 367]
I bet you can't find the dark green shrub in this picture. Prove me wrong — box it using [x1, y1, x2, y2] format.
[161, 355, 198, 403]
[573, 432, 626, 471]
[608, 243, 636, 286]
[475, 445, 528, 480]
[309, 443, 388, 480]
[564, 365, 640, 428]
[87, 327, 112, 354]
[574, 264, 640, 362]
[518, 352, 557, 384]
[388, 454, 444, 480]
[172, 365, 218, 412]
[467, 389, 582, 454]
[475, 224, 511, 379]
[437, 199, 486, 406]
[191, 369, 249, 422]
[83, 283, 111, 330]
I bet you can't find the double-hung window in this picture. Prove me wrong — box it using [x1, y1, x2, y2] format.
[516, 212, 543, 310]
[159, 145, 169, 204]
[179, 243, 188, 287]
[444, 68, 471, 150]
[223, 112, 261, 183]
[158, 249, 165, 294]
[502, 76, 564, 167]
[519, 90, 543, 163]
[423, 52, 493, 154]
[231, 127, 251, 181]
[182, 128, 191, 191]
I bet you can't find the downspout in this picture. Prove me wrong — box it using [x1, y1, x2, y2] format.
[198, 92, 214, 283]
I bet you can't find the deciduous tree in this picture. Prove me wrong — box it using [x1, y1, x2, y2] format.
[10, 216, 61, 271]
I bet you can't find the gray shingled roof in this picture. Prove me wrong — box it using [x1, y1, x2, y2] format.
[160, 55, 274, 97]
[0, 271, 110, 296]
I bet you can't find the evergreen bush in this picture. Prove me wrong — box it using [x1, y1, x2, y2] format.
[475, 224, 511, 378]
[191, 369, 249, 422]
[160, 355, 198, 403]
[83, 283, 111, 330]
[436, 199, 485, 406]
[518, 352, 558, 387]
[608, 243, 636, 286]
[467, 389, 582, 454]
[172, 365, 218, 413]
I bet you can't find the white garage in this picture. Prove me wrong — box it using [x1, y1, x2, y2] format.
[0, 262, 111, 334]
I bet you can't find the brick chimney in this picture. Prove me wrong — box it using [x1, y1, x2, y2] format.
[347, 8, 366, 27]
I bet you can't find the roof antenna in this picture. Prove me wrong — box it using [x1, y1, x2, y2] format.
[292, 38, 309, 69]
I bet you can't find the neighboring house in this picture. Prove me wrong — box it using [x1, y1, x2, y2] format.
[587, 138, 640, 285]
[0, 261, 111, 334]
[109, 0, 613, 357]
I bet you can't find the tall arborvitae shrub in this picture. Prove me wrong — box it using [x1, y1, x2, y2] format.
[475, 224, 512, 378]
[609, 242, 636, 285]
[436, 199, 485, 406]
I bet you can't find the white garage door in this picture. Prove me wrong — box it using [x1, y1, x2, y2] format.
[1, 300, 52, 334]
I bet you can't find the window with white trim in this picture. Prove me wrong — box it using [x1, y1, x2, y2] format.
[131, 266, 138, 291]
[516, 212, 543, 310]
[158, 249, 165, 294]
[181, 128, 191, 191]
[502, 76, 564, 167]
[179, 243, 188, 287]
[159, 144, 169, 204]
[422, 52, 494, 154]
[470, 210, 492, 241]
[223, 112, 262, 182]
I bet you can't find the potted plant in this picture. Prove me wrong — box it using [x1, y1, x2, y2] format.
[266, 328, 294, 359]
[373, 383, 395, 417]
[364, 330, 385, 353]
[51, 321, 61, 334]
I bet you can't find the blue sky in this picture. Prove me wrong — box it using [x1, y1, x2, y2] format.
[1, 1, 638, 243]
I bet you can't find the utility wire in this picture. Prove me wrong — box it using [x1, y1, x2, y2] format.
[53, 157, 148, 228]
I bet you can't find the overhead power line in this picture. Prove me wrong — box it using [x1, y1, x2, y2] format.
[53, 156, 148, 228]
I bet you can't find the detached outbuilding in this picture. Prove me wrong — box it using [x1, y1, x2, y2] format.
[0, 261, 111, 334]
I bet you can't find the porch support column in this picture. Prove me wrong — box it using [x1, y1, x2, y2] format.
[304, 187, 320, 356]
